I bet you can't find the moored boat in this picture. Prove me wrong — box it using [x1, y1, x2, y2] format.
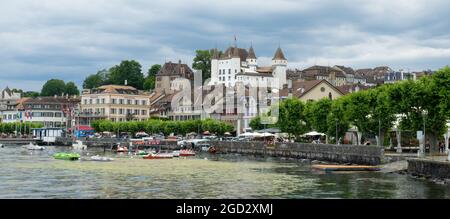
[116, 144, 128, 153]
[22, 142, 45, 150]
[72, 140, 87, 150]
[143, 153, 174, 159]
[90, 155, 114, 162]
[179, 149, 195, 156]
[53, 153, 80, 161]
[172, 150, 180, 157]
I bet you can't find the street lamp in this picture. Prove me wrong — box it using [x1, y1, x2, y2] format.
[419, 110, 428, 158]
[335, 118, 338, 145]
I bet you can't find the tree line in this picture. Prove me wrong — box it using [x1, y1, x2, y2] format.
[90, 118, 234, 137]
[11, 79, 80, 98]
[0, 122, 44, 135]
[250, 66, 450, 153]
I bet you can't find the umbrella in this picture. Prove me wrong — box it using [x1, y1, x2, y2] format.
[303, 131, 326, 136]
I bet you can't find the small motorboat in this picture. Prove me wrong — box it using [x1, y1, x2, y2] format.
[90, 155, 114, 162]
[172, 150, 180, 157]
[72, 140, 87, 150]
[53, 153, 80, 161]
[116, 144, 128, 153]
[143, 153, 174, 159]
[179, 149, 196, 157]
[23, 142, 45, 150]
[136, 150, 149, 156]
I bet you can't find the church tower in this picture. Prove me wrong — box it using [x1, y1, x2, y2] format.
[272, 47, 287, 88]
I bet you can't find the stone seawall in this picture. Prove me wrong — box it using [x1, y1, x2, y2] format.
[407, 159, 450, 180]
[211, 141, 383, 165]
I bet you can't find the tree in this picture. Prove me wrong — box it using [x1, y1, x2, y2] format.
[65, 82, 80, 96]
[249, 116, 265, 131]
[22, 91, 40, 98]
[305, 98, 332, 134]
[388, 76, 448, 154]
[148, 64, 161, 77]
[109, 60, 144, 89]
[326, 98, 350, 144]
[192, 50, 212, 82]
[143, 76, 155, 90]
[41, 79, 66, 97]
[83, 69, 109, 89]
[277, 98, 308, 140]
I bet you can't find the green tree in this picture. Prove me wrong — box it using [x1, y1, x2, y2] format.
[148, 64, 161, 77]
[249, 116, 265, 131]
[65, 82, 80, 95]
[41, 79, 66, 97]
[192, 50, 212, 82]
[22, 91, 40, 98]
[83, 69, 109, 89]
[143, 76, 155, 90]
[304, 98, 332, 134]
[109, 60, 144, 89]
[277, 98, 308, 140]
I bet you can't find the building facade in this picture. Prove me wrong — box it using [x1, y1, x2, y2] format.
[80, 85, 151, 125]
[155, 60, 195, 94]
[210, 45, 287, 88]
[1, 96, 80, 128]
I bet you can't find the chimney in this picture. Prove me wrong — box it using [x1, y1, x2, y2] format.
[124, 80, 128, 85]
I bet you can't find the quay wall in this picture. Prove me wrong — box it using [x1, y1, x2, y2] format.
[211, 141, 383, 165]
[407, 159, 450, 180]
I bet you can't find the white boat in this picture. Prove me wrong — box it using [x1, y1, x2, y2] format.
[72, 140, 87, 150]
[23, 142, 45, 150]
[172, 150, 180, 157]
[90, 155, 114, 162]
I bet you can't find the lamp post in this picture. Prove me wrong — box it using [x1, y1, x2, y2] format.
[335, 118, 338, 145]
[419, 110, 427, 158]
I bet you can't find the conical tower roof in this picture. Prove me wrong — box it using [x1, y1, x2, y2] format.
[232, 46, 240, 58]
[212, 48, 219, 59]
[272, 47, 287, 60]
[247, 45, 256, 59]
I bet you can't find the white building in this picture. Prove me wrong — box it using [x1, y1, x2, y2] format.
[210, 45, 287, 89]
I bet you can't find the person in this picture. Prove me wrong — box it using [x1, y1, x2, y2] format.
[439, 142, 444, 153]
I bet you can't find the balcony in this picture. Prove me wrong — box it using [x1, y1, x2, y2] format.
[76, 112, 107, 118]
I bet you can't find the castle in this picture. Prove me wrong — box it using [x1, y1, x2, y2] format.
[209, 44, 287, 88]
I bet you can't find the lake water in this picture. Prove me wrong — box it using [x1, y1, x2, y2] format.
[0, 145, 449, 199]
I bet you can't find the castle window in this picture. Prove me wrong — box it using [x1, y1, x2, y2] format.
[228, 69, 231, 74]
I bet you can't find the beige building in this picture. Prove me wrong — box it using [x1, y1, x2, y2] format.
[280, 80, 344, 101]
[155, 60, 194, 94]
[80, 85, 151, 124]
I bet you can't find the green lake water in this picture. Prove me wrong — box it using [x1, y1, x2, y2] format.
[0, 146, 449, 199]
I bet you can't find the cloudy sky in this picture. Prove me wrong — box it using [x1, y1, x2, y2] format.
[1, 0, 449, 91]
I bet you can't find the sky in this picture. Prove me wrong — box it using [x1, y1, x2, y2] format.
[1, 0, 449, 91]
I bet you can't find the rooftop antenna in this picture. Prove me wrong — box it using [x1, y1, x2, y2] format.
[234, 34, 237, 47]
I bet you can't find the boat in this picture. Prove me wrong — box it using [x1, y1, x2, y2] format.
[142, 153, 174, 159]
[136, 150, 149, 156]
[90, 155, 114, 162]
[22, 142, 45, 150]
[312, 164, 380, 172]
[0, 144, 3, 148]
[116, 144, 128, 153]
[72, 140, 87, 150]
[53, 153, 80, 161]
[172, 150, 180, 157]
[179, 149, 196, 156]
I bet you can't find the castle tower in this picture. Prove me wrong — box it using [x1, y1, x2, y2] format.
[210, 48, 220, 85]
[246, 45, 257, 71]
[272, 47, 287, 88]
